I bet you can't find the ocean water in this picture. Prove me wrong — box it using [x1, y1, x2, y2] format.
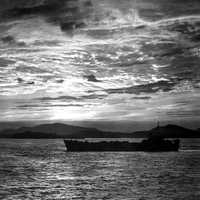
[0, 139, 200, 200]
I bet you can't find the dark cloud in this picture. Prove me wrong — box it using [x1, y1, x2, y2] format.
[16, 78, 35, 85]
[38, 96, 78, 101]
[33, 40, 61, 47]
[0, 58, 15, 67]
[132, 96, 151, 100]
[1, 35, 15, 43]
[60, 21, 86, 32]
[167, 110, 200, 118]
[55, 79, 64, 84]
[80, 94, 107, 100]
[1, 35, 26, 46]
[37, 94, 106, 101]
[83, 74, 101, 82]
[17, 103, 84, 109]
[105, 80, 176, 95]
[27, 81, 35, 85]
[2, 3, 60, 18]
[0, 0, 93, 32]
[0, 0, 67, 18]
[17, 104, 43, 109]
[16, 78, 24, 83]
[15, 66, 47, 74]
[137, 0, 200, 21]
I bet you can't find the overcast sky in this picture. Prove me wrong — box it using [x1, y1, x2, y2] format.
[0, 0, 200, 131]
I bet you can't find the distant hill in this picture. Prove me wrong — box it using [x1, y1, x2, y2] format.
[0, 123, 199, 139]
[0, 123, 126, 139]
[147, 124, 199, 138]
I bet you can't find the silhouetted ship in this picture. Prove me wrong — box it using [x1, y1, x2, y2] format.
[64, 137, 180, 152]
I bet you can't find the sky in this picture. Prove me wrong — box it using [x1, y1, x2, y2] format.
[0, 0, 200, 132]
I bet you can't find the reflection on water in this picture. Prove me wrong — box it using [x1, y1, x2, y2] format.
[0, 139, 200, 200]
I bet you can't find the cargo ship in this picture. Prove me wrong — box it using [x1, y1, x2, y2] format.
[64, 137, 180, 152]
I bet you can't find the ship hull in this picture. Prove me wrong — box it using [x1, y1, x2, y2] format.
[64, 139, 179, 152]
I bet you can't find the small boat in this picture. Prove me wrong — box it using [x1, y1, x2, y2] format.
[64, 136, 180, 152]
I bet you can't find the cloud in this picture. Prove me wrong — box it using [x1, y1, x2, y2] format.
[0, 35, 26, 46]
[1, 0, 66, 18]
[17, 103, 84, 109]
[37, 94, 107, 101]
[137, 0, 200, 21]
[1, 35, 15, 43]
[0, 57, 15, 67]
[0, 0, 94, 32]
[15, 65, 48, 74]
[83, 74, 101, 82]
[167, 110, 200, 118]
[38, 96, 78, 101]
[80, 94, 107, 100]
[132, 96, 151, 100]
[32, 40, 61, 47]
[105, 80, 176, 95]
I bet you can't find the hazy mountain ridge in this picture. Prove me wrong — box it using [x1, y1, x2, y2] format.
[0, 123, 199, 138]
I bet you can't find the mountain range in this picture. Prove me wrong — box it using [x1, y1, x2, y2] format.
[0, 123, 199, 138]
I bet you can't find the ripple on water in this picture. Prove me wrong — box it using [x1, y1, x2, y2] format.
[0, 139, 200, 200]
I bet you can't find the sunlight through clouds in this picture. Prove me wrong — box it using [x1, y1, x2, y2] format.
[0, 0, 200, 129]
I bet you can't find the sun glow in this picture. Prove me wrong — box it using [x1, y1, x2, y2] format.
[49, 107, 95, 121]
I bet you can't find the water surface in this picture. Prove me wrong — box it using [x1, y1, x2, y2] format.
[0, 139, 200, 200]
